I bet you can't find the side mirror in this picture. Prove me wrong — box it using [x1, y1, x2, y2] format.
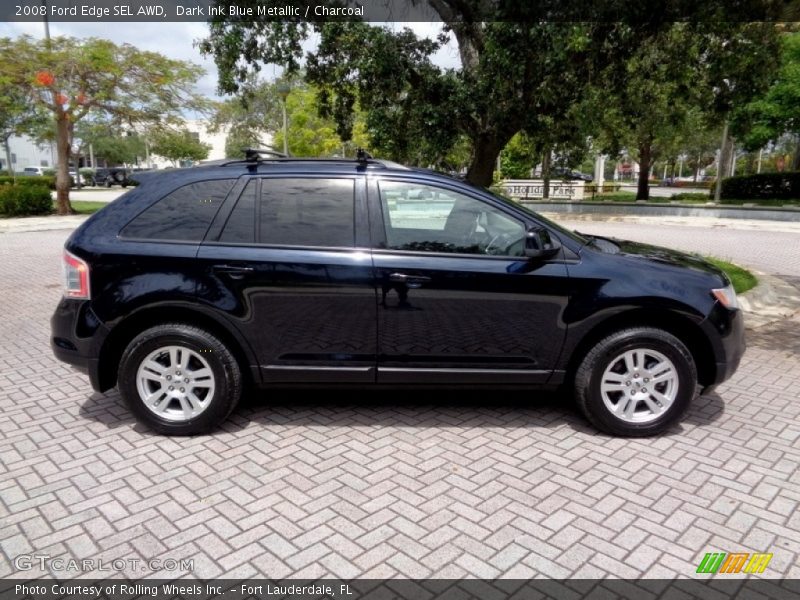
[524, 226, 560, 259]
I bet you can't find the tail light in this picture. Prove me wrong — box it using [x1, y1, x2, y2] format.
[63, 250, 90, 299]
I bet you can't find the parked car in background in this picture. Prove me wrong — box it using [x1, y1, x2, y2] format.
[51, 153, 744, 437]
[22, 166, 47, 176]
[552, 167, 594, 182]
[92, 167, 131, 187]
[68, 170, 85, 186]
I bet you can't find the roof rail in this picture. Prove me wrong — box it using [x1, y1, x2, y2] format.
[213, 148, 410, 171]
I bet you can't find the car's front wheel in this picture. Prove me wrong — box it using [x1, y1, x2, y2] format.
[574, 327, 697, 436]
[118, 323, 242, 435]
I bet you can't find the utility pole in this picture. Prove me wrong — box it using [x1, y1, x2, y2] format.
[714, 120, 729, 203]
[757, 148, 763, 174]
[42, 0, 50, 42]
[42, 0, 58, 171]
[276, 82, 290, 156]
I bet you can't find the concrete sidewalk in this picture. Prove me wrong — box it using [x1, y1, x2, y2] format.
[538, 212, 800, 235]
[6, 210, 800, 236]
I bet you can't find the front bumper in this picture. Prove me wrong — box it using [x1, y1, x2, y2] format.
[702, 304, 746, 392]
[50, 297, 108, 391]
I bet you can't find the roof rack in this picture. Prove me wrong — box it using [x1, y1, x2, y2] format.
[214, 147, 410, 171]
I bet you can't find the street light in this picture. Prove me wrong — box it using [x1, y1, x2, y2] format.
[276, 82, 291, 156]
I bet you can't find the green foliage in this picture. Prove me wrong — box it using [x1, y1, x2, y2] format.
[211, 78, 280, 158]
[213, 77, 369, 158]
[670, 192, 712, 201]
[69, 201, 106, 215]
[703, 257, 758, 294]
[91, 132, 147, 166]
[587, 192, 638, 202]
[0, 175, 53, 189]
[0, 184, 52, 216]
[200, 18, 645, 185]
[273, 84, 369, 157]
[720, 172, 800, 200]
[585, 182, 623, 194]
[500, 133, 537, 179]
[150, 129, 211, 165]
[588, 23, 778, 199]
[0, 81, 48, 176]
[732, 32, 800, 153]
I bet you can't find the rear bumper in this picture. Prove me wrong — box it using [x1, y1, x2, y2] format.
[50, 297, 108, 392]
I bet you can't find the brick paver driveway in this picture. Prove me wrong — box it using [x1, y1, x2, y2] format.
[1, 227, 799, 579]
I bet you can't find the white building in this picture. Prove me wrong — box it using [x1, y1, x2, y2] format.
[145, 119, 273, 169]
[0, 135, 55, 174]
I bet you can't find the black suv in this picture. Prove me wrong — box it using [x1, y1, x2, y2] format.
[51, 155, 745, 436]
[92, 167, 131, 188]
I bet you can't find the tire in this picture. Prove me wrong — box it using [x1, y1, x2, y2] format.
[574, 327, 697, 437]
[118, 323, 242, 435]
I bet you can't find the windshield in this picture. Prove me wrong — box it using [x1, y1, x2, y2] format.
[483, 187, 589, 245]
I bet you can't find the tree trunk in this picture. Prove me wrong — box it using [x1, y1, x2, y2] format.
[636, 142, 652, 200]
[792, 135, 800, 171]
[542, 150, 552, 199]
[465, 135, 504, 188]
[55, 114, 74, 215]
[3, 135, 13, 177]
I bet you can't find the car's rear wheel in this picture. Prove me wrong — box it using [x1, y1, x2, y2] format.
[574, 327, 697, 436]
[118, 323, 241, 435]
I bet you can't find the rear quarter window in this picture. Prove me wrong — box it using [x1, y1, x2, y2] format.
[120, 179, 235, 241]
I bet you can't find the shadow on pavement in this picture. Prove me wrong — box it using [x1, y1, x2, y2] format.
[79, 384, 725, 437]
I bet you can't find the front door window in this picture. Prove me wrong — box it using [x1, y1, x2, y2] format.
[378, 180, 525, 257]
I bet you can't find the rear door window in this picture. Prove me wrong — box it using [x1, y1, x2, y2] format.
[121, 179, 235, 241]
[257, 178, 355, 248]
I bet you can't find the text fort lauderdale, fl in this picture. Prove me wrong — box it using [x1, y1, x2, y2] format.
[177, 3, 365, 16]
[17, 584, 355, 597]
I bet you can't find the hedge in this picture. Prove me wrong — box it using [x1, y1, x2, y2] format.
[0, 185, 53, 216]
[719, 172, 800, 200]
[0, 175, 55, 189]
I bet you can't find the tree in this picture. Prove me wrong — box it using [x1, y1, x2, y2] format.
[273, 83, 369, 157]
[201, 16, 642, 187]
[210, 78, 281, 158]
[212, 77, 368, 158]
[591, 23, 778, 199]
[732, 32, 800, 169]
[149, 128, 211, 166]
[90, 132, 147, 166]
[0, 36, 208, 214]
[0, 85, 45, 176]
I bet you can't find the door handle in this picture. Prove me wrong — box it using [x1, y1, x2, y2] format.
[213, 264, 254, 279]
[389, 272, 431, 288]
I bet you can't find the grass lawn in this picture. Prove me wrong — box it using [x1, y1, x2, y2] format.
[58, 201, 107, 215]
[702, 257, 758, 294]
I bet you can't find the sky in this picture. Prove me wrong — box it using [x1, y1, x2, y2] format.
[0, 21, 462, 101]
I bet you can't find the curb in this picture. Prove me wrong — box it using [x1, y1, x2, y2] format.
[739, 271, 800, 329]
[0, 214, 89, 234]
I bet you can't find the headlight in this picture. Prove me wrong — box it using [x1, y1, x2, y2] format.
[711, 283, 738, 310]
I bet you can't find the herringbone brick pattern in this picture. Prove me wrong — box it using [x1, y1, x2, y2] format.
[1, 229, 798, 579]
